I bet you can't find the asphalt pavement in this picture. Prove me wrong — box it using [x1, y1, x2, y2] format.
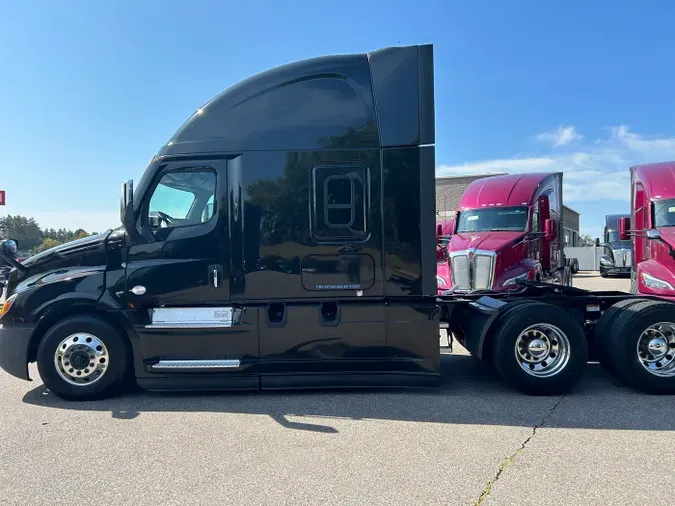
[1, 272, 672, 506]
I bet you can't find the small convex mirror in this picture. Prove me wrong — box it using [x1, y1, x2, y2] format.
[1, 239, 17, 257]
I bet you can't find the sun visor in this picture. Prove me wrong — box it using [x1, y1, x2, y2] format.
[368, 44, 435, 148]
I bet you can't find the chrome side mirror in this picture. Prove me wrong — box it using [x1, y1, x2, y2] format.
[0, 239, 26, 272]
[1, 239, 17, 257]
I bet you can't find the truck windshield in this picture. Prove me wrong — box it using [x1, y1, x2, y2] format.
[607, 231, 621, 242]
[456, 206, 529, 233]
[654, 199, 675, 227]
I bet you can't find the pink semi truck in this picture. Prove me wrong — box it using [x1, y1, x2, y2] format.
[619, 161, 675, 300]
[439, 172, 572, 292]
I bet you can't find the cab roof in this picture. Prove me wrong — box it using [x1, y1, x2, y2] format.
[458, 172, 559, 210]
[632, 161, 675, 199]
[156, 44, 434, 156]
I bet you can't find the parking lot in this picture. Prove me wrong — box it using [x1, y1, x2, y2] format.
[0, 272, 672, 505]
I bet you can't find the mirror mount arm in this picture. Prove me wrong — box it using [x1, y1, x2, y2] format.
[0, 250, 26, 272]
[120, 180, 146, 246]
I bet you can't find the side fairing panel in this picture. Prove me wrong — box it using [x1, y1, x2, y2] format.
[382, 146, 436, 297]
[368, 44, 435, 147]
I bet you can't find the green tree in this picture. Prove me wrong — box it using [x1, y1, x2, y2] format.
[579, 234, 596, 247]
[0, 215, 43, 251]
[72, 229, 89, 240]
[33, 237, 62, 254]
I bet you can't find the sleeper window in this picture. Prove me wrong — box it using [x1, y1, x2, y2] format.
[312, 166, 367, 242]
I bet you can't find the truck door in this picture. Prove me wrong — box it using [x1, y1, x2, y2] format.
[123, 158, 258, 387]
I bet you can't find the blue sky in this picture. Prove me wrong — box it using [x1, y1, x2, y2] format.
[2, 0, 675, 237]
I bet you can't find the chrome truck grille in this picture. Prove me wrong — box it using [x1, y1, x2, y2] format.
[449, 249, 497, 290]
[613, 248, 632, 267]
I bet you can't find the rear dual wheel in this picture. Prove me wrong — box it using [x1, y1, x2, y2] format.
[490, 302, 588, 395]
[602, 300, 675, 394]
[592, 298, 644, 377]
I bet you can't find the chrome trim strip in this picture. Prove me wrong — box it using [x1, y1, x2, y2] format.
[151, 359, 242, 370]
[149, 307, 234, 328]
[145, 323, 234, 329]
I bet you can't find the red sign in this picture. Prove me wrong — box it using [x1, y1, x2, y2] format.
[0, 190, 4, 206]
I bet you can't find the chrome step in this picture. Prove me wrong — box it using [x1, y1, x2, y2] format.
[150, 359, 241, 370]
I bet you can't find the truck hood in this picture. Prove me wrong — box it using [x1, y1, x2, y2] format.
[21, 230, 112, 268]
[449, 231, 526, 253]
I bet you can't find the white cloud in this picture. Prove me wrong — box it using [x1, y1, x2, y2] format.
[536, 125, 583, 147]
[437, 157, 555, 175]
[437, 125, 675, 203]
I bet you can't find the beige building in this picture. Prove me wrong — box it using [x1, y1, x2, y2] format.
[435, 173, 581, 246]
[435, 173, 505, 219]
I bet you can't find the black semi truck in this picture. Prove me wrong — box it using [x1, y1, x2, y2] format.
[1, 44, 674, 401]
[597, 214, 632, 277]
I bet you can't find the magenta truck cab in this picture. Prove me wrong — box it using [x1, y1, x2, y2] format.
[620, 161, 675, 300]
[442, 172, 572, 292]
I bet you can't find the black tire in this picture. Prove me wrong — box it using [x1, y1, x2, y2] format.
[592, 298, 645, 376]
[36, 315, 132, 401]
[491, 302, 588, 395]
[605, 300, 675, 394]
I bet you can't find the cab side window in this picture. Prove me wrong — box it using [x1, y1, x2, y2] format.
[532, 210, 539, 233]
[146, 170, 216, 234]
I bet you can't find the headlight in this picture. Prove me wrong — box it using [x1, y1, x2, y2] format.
[641, 272, 674, 290]
[436, 275, 447, 286]
[0, 293, 16, 319]
[503, 272, 529, 286]
[600, 257, 614, 266]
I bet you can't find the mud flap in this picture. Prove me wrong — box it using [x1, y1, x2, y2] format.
[453, 296, 507, 358]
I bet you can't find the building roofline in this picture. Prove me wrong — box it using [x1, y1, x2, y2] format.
[435, 172, 507, 181]
[563, 204, 580, 215]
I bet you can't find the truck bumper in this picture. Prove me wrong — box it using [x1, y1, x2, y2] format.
[0, 323, 35, 381]
[604, 267, 631, 276]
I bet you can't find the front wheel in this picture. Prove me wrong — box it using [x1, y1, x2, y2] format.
[36, 315, 132, 401]
[491, 302, 588, 395]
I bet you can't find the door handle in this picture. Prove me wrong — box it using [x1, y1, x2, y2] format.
[209, 264, 224, 288]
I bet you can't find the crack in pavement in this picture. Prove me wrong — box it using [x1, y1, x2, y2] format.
[471, 396, 566, 506]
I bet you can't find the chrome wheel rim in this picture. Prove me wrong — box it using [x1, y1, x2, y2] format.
[636, 322, 675, 377]
[54, 333, 109, 386]
[515, 323, 570, 378]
